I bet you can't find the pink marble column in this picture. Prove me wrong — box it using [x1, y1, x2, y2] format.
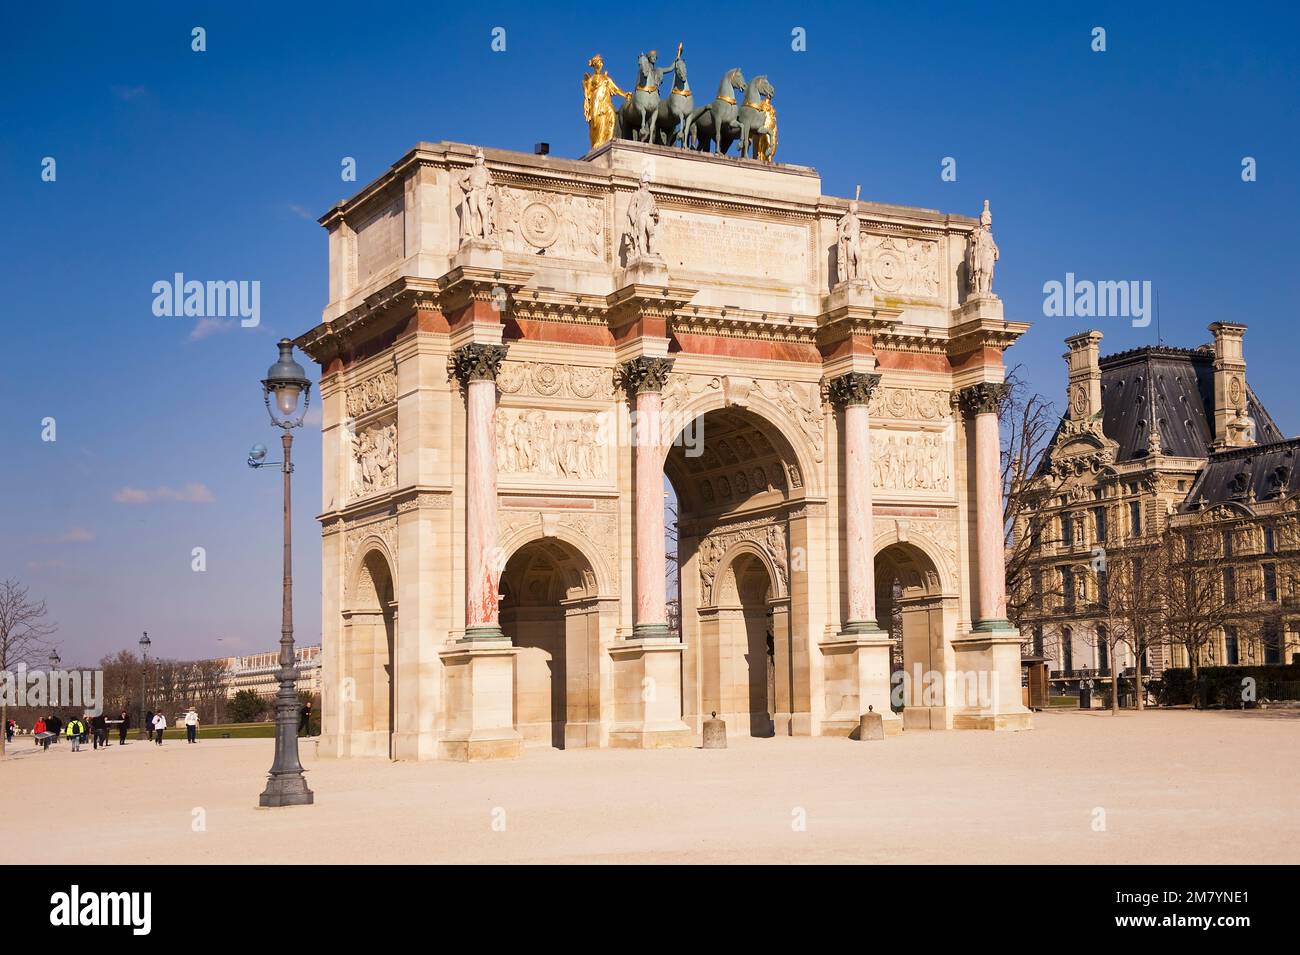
[960, 382, 1012, 631]
[622, 356, 674, 639]
[830, 373, 883, 634]
[453, 343, 509, 640]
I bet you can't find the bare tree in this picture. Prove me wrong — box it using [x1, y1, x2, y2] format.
[192, 658, 231, 724]
[1154, 518, 1254, 705]
[665, 497, 681, 640]
[0, 579, 57, 758]
[98, 649, 140, 718]
[1093, 547, 1161, 713]
[1001, 368, 1068, 632]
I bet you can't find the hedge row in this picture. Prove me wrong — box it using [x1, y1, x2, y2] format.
[1156, 664, 1300, 707]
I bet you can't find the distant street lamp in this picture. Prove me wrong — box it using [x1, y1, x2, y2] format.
[48, 650, 60, 669]
[248, 338, 314, 807]
[138, 632, 151, 740]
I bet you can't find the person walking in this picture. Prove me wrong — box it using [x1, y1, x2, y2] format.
[47, 713, 62, 744]
[116, 711, 130, 745]
[66, 716, 85, 752]
[152, 711, 166, 745]
[4, 719, 13, 743]
[33, 717, 48, 750]
[298, 700, 313, 737]
[184, 706, 199, 744]
[91, 713, 108, 750]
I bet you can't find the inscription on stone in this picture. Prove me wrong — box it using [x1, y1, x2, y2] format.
[659, 211, 807, 285]
[355, 198, 404, 285]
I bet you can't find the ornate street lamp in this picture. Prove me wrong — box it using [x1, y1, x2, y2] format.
[138, 632, 151, 740]
[48, 650, 60, 669]
[249, 338, 314, 807]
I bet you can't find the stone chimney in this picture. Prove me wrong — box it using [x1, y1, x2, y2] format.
[1209, 322, 1250, 448]
[1063, 330, 1103, 422]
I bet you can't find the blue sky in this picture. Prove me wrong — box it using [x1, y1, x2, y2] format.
[2, 1, 1297, 664]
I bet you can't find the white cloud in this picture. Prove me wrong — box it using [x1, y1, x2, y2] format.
[113, 483, 216, 505]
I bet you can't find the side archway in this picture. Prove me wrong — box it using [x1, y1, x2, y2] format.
[341, 547, 396, 758]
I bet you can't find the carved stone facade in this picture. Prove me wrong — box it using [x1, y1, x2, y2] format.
[302, 137, 1032, 762]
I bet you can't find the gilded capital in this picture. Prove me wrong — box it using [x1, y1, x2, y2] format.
[449, 343, 509, 386]
[827, 372, 881, 409]
[617, 356, 675, 397]
[958, 381, 1009, 418]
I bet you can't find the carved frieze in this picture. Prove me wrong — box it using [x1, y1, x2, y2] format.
[867, 387, 953, 421]
[346, 369, 397, 419]
[496, 361, 614, 400]
[496, 409, 609, 481]
[872, 432, 952, 492]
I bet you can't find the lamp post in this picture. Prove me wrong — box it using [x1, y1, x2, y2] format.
[250, 338, 314, 807]
[138, 632, 151, 740]
[48, 650, 60, 670]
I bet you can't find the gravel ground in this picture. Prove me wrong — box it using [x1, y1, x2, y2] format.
[2, 708, 1295, 864]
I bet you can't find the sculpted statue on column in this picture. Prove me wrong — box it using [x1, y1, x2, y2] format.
[836, 190, 866, 286]
[624, 170, 661, 262]
[966, 199, 999, 298]
[582, 54, 629, 149]
[457, 150, 498, 246]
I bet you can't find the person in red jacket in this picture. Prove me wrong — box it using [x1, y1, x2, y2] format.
[33, 717, 48, 750]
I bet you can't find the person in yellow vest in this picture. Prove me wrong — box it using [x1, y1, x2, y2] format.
[65, 716, 86, 752]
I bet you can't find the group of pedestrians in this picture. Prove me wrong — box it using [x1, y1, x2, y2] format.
[23, 707, 203, 750]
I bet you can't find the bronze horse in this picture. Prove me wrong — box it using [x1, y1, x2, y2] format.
[616, 50, 670, 143]
[654, 47, 694, 148]
[685, 68, 746, 155]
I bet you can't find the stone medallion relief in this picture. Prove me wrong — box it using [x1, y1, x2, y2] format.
[861, 234, 940, 300]
[494, 187, 604, 260]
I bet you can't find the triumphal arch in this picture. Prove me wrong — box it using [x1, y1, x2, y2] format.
[298, 66, 1032, 758]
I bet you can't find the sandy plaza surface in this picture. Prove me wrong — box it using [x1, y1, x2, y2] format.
[2, 708, 1296, 865]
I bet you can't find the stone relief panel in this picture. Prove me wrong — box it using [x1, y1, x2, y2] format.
[494, 187, 604, 260]
[867, 386, 952, 421]
[496, 361, 614, 400]
[871, 432, 953, 492]
[496, 409, 610, 482]
[351, 418, 397, 500]
[697, 518, 789, 607]
[659, 209, 810, 286]
[862, 234, 940, 300]
[346, 369, 397, 418]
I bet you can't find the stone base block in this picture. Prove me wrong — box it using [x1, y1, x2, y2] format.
[438, 732, 523, 761]
[952, 710, 1034, 732]
[608, 724, 693, 749]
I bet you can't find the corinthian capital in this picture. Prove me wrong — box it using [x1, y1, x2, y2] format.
[958, 381, 1009, 418]
[617, 356, 675, 398]
[449, 343, 509, 386]
[827, 372, 881, 409]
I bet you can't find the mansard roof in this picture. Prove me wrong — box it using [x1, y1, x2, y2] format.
[1096, 345, 1284, 463]
[1182, 438, 1300, 510]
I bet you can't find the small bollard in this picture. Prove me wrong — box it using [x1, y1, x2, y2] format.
[702, 711, 727, 749]
[858, 705, 884, 741]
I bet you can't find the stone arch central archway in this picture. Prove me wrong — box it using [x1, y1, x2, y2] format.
[500, 536, 607, 750]
[665, 399, 811, 738]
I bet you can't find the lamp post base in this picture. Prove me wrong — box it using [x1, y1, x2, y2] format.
[258, 773, 314, 807]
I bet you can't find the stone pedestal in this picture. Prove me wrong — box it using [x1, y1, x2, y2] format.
[950, 630, 1032, 731]
[438, 644, 522, 760]
[608, 638, 692, 749]
[618, 254, 669, 288]
[818, 636, 903, 737]
[453, 238, 503, 271]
